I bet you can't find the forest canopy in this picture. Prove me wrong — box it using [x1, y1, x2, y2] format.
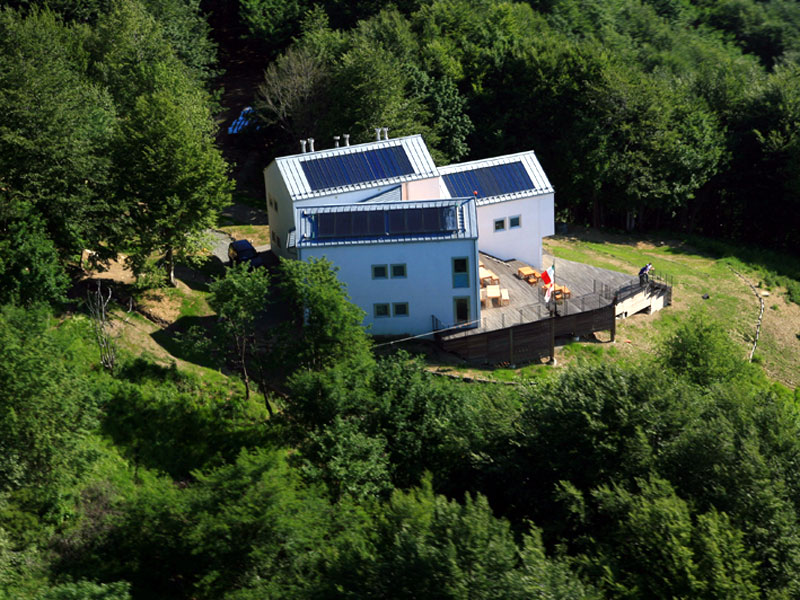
[2, 0, 800, 599]
[252, 0, 800, 252]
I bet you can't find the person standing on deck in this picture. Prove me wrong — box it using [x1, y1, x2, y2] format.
[639, 263, 653, 286]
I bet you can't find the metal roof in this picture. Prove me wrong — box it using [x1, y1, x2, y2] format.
[274, 134, 438, 201]
[358, 185, 402, 204]
[296, 198, 478, 248]
[438, 151, 553, 207]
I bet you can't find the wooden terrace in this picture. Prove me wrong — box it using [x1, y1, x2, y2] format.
[441, 252, 634, 340]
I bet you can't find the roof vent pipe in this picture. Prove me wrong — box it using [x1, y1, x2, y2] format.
[375, 128, 381, 141]
[343, 134, 350, 146]
[333, 135, 340, 148]
[308, 137, 315, 152]
[382, 127, 389, 140]
[300, 139, 307, 153]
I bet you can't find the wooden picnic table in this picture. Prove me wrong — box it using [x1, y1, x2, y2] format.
[479, 266, 499, 286]
[553, 284, 571, 300]
[486, 284, 501, 306]
[516, 266, 539, 283]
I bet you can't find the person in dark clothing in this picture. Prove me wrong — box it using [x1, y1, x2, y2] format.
[639, 263, 653, 286]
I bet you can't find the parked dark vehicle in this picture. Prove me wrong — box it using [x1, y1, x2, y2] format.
[227, 239, 263, 268]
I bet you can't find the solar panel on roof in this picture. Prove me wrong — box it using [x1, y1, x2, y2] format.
[442, 161, 534, 199]
[312, 205, 459, 240]
[301, 146, 415, 191]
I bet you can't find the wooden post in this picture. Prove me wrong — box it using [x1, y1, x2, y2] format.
[610, 296, 617, 343]
[549, 304, 556, 364]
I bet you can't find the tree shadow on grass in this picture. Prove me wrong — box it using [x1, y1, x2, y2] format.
[174, 255, 227, 293]
[150, 315, 223, 370]
[102, 374, 273, 479]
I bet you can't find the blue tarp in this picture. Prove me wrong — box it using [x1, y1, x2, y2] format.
[227, 106, 257, 135]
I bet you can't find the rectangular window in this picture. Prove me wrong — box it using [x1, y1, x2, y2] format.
[393, 302, 409, 317]
[509, 215, 521, 228]
[494, 218, 506, 232]
[372, 264, 388, 279]
[454, 297, 470, 324]
[391, 264, 407, 278]
[452, 257, 469, 288]
[374, 303, 390, 318]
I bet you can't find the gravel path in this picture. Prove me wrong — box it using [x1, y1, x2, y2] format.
[208, 228, 235, 264]
[208, 202, 271, 264]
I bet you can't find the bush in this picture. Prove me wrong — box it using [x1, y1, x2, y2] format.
[658, 312, 745, 387]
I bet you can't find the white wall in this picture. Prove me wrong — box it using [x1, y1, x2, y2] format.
[476, 192, 554, 268]
[300, 239, 480, 336]
[403, 177, 442, 201]
[264, 163, 296, 259]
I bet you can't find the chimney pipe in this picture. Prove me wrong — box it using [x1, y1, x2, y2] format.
[307, 137, 315, 152]
[343, 134, 350, 146]
[300, 139, 307, 153]
[375, 128, 381, 141]
[333, 135, 340, 148]
[382, 127, 389, 140]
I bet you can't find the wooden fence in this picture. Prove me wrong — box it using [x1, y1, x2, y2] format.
[438, 303, 616, 364]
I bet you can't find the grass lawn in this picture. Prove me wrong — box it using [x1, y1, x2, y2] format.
[420, 229, 800, 389]
[100, 226, 799, 390]
[217, 223, 270, 246]
[544, 229, 800, 387]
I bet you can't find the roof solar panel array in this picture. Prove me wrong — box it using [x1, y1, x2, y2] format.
[442, 161, 534, 199]
[301, 146, 415, 191]
[314, 206, 457, 239]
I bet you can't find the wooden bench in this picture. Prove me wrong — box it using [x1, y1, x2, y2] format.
[500, 288, 510, 306]
[486, 284, 501, 306]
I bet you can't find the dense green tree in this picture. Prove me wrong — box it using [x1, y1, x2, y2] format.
[588, 476, 759, 600]
[113, 64, 232, 285]
[208, 263, 270, 401]
[274, 257, 372, 371]
[0, 7, 117, 262]
[0, 196, 69, 306]
[295, 415, 392, 501]
[254, 45, 333, 142]
[658, 311, 745, 387]
[37, 580, 132, 600]
[140, 0, 217, 82]
[322, 478, 597, 599]
[238, 0, 303, 45]
[0, 306, 99, 492]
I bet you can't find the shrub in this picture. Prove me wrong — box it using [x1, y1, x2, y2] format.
[658, 312, 745, 387]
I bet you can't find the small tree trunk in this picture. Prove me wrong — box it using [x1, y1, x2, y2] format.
[87, 280, 117, 373]
[237, 335, 250, 401]
[591, 191, 603, 229]
[253, 352, 275, 418]
[166, 247, 177, 287]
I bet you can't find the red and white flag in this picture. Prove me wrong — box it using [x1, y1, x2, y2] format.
[544, 283, 554, 303]
[541, 266, 554, 286]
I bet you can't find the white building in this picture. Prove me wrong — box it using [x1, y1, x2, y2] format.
[263, 133, 554, 335]
[438, 152, 554, 268]
[295, 198, 479, 336]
